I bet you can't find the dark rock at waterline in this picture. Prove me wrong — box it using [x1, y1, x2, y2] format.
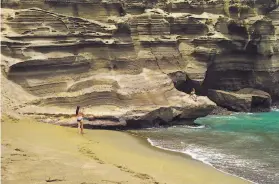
[238, 88, 272, 112]
[272, 101, 279, 109]
[209, 106, 234, 115]
[38, 113, 201, 129]
[208, 88, 271, 112]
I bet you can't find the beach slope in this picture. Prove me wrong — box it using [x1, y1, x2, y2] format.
[1, 116, 250, 184]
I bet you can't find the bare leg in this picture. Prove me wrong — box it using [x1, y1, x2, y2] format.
[194, 94, 197, 101]
[80, 121, 84, 134]
[190, 95, 194, 100]
[78, 121, 81, 134]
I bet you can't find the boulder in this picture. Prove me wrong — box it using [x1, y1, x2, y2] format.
[237, 88, 272, 112]
[208, 88, 271, 112]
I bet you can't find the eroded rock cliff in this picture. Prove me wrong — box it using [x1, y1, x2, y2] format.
[1, 0, 278, 127]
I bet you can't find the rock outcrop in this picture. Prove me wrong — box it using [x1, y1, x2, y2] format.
[1, 0, 279, 127]
[208, 88, 271, 112]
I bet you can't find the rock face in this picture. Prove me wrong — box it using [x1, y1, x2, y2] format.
[208, 88, 272, 112]
[1, 0, 279, 127]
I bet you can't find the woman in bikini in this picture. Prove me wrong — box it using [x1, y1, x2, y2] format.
[76, 106, 85, 134]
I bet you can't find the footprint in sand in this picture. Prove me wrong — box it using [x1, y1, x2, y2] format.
[114, 164, 162, 184]
[115, 165, 135, 174]
[78, 146, 105, 164]
[14, 148, 24, 152]
[46, 177, 64, 182]
[101, 180, 128, 184]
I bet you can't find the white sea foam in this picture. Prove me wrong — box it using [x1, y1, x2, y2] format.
[182, 146, 212, 166]
[216, 116, 239, 120]
[184, 125, 206, 129]
[200, 115, 239, 120]
[147, 138, 180, 152]
[146, 138, 257, 184]
[271, 108, 279, 112]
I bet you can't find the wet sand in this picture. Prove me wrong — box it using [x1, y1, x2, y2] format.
[1, 115, 251, 184]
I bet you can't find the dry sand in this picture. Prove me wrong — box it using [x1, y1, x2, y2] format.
[1, 115, 251, 184]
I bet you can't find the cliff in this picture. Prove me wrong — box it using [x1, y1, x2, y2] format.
[1, 0, 278, 127]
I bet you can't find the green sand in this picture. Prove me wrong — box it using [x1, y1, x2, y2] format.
[1, 115, 250, 184]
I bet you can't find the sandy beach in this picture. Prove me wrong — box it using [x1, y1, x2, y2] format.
[1, 115, 250, 184]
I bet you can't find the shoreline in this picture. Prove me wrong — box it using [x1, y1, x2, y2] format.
[2, 115, 251, 184]
[82, 129, 252, 184]
[127, 129, 255, 184]
[145, 137, 256, 184]
[131, 109, 279, 184]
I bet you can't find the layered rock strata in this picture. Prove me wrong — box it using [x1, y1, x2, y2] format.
[1, 0, 279, 127]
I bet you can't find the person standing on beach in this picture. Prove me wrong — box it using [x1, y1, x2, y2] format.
[76, 106, 85, 134]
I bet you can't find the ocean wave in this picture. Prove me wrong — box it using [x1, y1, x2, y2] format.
[147, 138, 187, 157]
[182, 146, 213, 166]
[147, 139, 233, 167]
[196, 115, 240, 122]
[182, 145, 260, 169]
[271, 108, 279, 112]
[146, 138, 257, 184]
[183, 125, 206, 129]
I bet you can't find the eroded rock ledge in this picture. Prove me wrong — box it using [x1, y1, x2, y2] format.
[208, 88, 272, 112]
[1, 0, 278, 127]
[10, 68, 216, 128]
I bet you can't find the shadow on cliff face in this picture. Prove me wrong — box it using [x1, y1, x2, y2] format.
[174, 77, 204, 95]
[203, 63, 279, 102]
[227, 22, 249, 39]
[251, 96, 271, 112]
[168, 72, 204, 96]
[168, 65, 277, 112]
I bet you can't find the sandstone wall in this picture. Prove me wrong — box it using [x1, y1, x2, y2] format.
[1, 0, 279, 125]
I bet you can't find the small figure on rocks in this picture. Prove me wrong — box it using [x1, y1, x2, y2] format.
[190, 88, 197, 102]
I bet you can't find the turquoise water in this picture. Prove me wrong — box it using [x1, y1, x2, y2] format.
[133, 110, 279, 184]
